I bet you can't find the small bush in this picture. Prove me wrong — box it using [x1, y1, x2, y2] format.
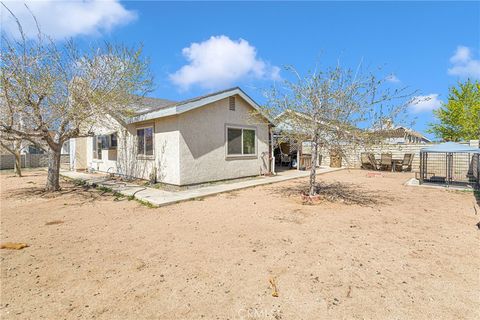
[97, 186, 113, 193]
[135, 198, 156, 208]
[72, 179, 86, 186]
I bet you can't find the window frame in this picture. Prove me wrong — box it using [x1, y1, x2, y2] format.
[109, 133, 117, 148]
[92, 136, 103, 160]
[136, 125, 155, 159]
[225, 125, 257, 159]
[92, 133, 118, 161]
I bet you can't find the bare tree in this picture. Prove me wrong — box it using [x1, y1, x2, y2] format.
[0, 6, 153, 191]
[264, 65, 415, 197]
[0, 131, 46, 177]
[0, 82, 46, 176]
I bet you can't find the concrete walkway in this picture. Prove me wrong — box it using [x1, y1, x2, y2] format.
[60, 167, 343, 207]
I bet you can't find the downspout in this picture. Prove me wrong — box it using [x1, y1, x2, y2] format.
[269, 125, 275, 175]
[297, 148, 300, 171]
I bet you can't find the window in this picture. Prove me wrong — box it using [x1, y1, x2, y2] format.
[110, 133, 117, 148]
[28, 145, 45, 154]
[227, 128, 242, 154]
[61, 140, 70, 154]
[137, 127, 153, 156]
[99, 135, 109, 149]
[93, 136, 102, 160]
[242, 129, 255, 154]
[227, 127, 256, 156]
[93, 133, 117, 159]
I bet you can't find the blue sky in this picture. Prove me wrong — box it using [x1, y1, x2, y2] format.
[2, 1, 479, 138]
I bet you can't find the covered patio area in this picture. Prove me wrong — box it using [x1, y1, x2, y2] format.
[272, 135, 327, 173]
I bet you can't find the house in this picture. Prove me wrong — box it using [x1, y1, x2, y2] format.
[68, 87, 274, 185]
[368, 119, 430, 144]
[374, 126, 431, 144]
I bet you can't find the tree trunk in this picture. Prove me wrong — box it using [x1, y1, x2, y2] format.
[46, 147, 62, 191]
[14, 151, 22, 177]
[308, 139, 319, 196]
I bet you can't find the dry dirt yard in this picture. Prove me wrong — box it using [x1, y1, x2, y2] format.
[1, 169, 479, 320]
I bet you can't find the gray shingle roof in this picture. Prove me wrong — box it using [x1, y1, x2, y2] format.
[129, 96, 177, 115]
[131, 87, 241, 116]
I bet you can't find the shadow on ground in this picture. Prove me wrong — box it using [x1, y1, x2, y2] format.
[274, 180, 394, 206]
[5, 177, 128, 206]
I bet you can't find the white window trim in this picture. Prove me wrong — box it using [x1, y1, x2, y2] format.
[225, 125, 257, 159]
[136, 125, 155, 159]
[92, 136, 103, 161]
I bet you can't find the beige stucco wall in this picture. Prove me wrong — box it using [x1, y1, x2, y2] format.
[152, 117, 181, 185]
[74, 95, 270, 185]
[73, 137, 87, 170]
[82, 121, 181, 185]
[177, 96, 270, 185]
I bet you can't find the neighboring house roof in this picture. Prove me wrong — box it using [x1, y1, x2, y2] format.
[130, 96, 177, 114]
[129, 87, 274, 124]
[274, 112, 432, 145]
[273, 110, 360, 137]
[374, 127, 431, 142]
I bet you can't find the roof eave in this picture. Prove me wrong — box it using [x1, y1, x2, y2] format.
[127, 88, 274, 125]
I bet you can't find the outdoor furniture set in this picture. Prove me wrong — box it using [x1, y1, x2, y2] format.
[361, 152, 414, 172]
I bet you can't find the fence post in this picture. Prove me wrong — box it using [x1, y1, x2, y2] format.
[477, 153, 480, 187]
[419, 152, 424, 184]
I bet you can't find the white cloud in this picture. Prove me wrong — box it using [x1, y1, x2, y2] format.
[450, 46, 471, 64]
[409, 94, 442, 113]
[170, 35, 281, 90]
[1, 0, 136, 39]
[385, 74, 400, 83]
[448, 46, 480, 79]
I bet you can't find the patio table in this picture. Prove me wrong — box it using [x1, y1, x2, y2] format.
[373, 157, 403, 171]
[391, 159, 403, 172]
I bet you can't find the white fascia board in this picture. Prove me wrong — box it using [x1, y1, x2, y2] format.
[127, 106, 177, 124]
[175, 89, 241, 114]
[128, 88, 274, 125]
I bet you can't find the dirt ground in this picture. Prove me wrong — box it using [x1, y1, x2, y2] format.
[1, 169, 479, 320]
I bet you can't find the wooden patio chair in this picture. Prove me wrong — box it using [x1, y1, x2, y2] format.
[279, 143, 291, 167]
[367, 153, 380, 170]
[361, 152, 373, 170]
[407, 153, 414, 171]
[395, 153, 414, 172]
[380, 153, 393, 171]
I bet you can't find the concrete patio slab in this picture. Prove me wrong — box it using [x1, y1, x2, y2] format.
[404, 177, 478, 191]
[60, 167, 343, 207]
